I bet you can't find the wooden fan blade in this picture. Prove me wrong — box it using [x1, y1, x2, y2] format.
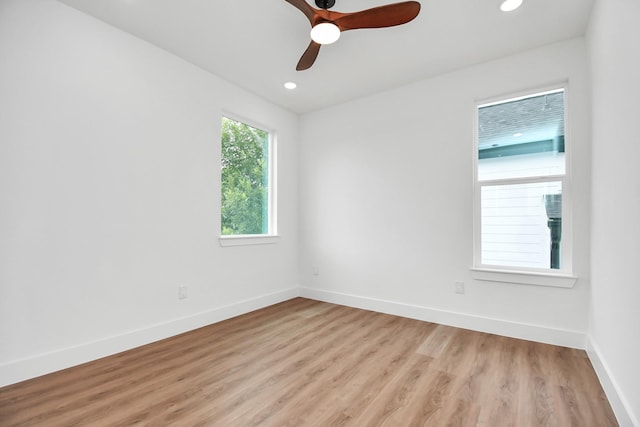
[334, 1, 420, 31]
[297, 41, 321, 70]
[285, 0, 316, 24]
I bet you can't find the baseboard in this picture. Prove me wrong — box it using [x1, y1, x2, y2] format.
[586, 336, 638, 427]
[0, 287, 299, 388]
[299, 287, 585, 349]
[0, 286, 591, 389]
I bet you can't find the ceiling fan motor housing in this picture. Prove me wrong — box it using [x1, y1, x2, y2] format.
[315, 0, 336, 9]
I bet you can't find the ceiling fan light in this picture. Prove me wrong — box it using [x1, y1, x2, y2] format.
[310, 22, 340, 45]
[500, 0, 523, 12]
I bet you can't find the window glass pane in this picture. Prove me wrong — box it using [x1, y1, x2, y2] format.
[478, 90, 565, 181]
[481, 181, 562, 269]
[221, 117, 270, 235]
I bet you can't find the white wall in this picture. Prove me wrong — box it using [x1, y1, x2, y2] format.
[299, 38, 591, 348]
[587, 0, 640, 425]
[0, 0, 299, 386]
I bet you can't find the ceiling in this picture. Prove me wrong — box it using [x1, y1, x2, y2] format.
[56, 0, 594, 114]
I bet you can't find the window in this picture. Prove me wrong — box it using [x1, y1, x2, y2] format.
[473, 88, 575, 286]
[220, 116, 275, 242]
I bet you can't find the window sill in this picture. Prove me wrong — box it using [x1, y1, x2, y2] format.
[470, 268, 577, 288]
[219, 235, 279, 247]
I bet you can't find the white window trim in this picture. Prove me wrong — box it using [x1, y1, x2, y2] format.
[470, 268, 577, 288]
[219, 234, 279, 247]
[219, 111, 278, 246]
[472, 84, 575, 288]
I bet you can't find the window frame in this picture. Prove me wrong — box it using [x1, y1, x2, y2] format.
[471, 85, 576, 287]
[218, 112, 278, 247]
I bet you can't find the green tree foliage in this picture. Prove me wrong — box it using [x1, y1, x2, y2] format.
[221, 117, 269, 235]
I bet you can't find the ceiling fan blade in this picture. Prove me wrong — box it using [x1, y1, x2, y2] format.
[334, 1, 420, 31]
[297, 41, 321, 71]
[285, 0, 316, 24]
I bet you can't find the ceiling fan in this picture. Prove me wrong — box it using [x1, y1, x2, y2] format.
[285, 0, 421, 71]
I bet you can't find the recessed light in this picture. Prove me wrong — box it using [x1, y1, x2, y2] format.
[513, 132, 523, 137]
[500, 0, 523, 12]
[284, 82, 297, 90]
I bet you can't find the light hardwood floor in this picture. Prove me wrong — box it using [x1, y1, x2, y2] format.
[0, 298, 617, 426]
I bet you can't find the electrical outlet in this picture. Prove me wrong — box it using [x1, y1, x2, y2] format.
[178, 285, 188, 300]
[455, 282, 465, 294]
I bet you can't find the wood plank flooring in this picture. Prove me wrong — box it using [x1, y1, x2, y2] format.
[0, 298, 618, 426]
